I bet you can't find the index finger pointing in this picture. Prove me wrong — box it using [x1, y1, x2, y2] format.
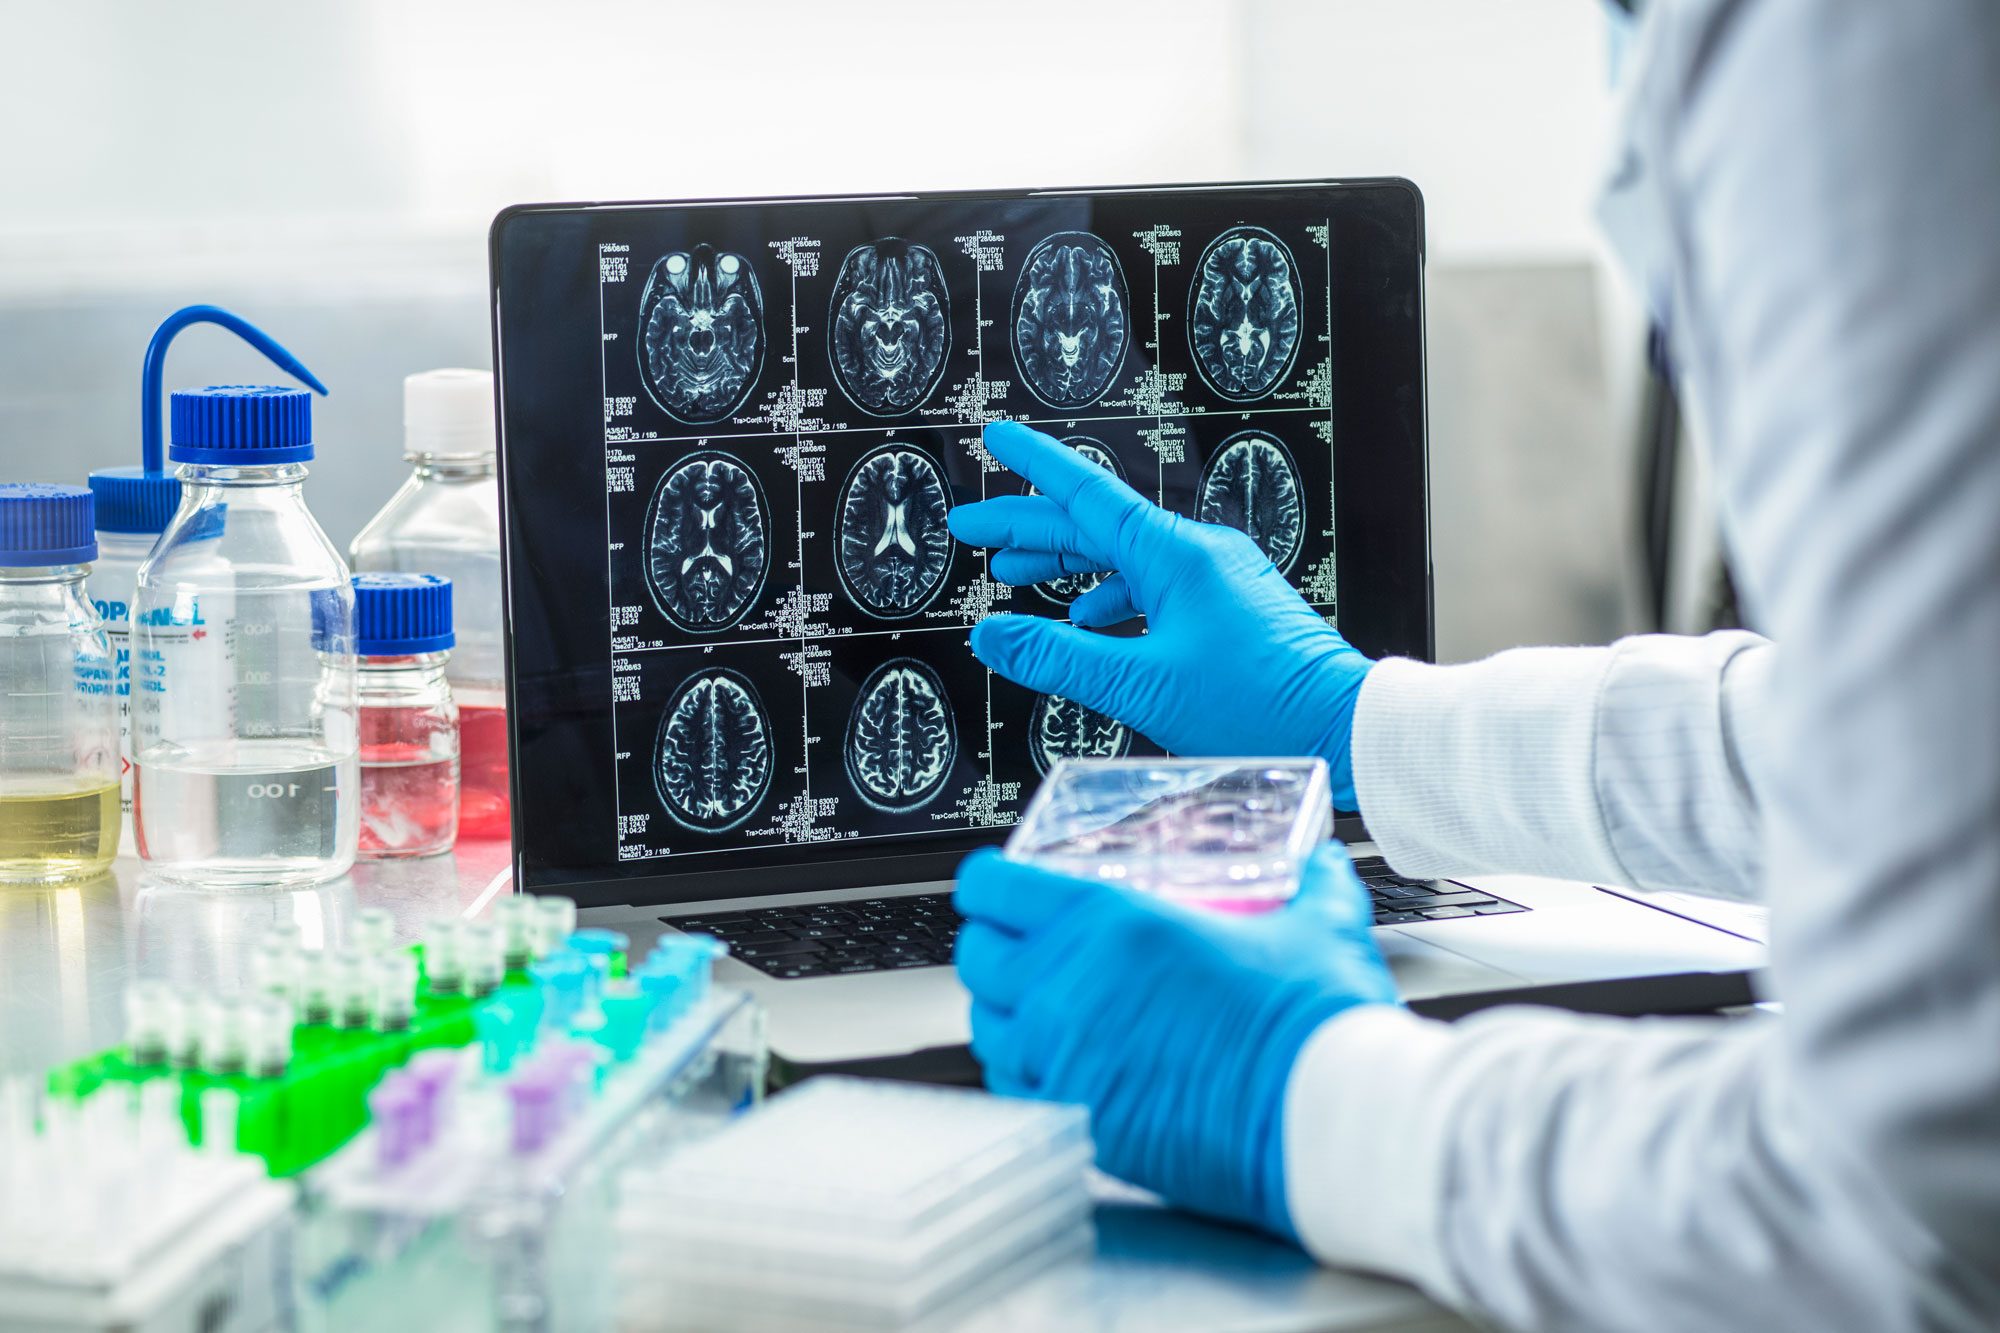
[982, 422, 1154, 560]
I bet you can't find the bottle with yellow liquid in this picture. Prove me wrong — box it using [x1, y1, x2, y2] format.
[0, 483, 120, 883]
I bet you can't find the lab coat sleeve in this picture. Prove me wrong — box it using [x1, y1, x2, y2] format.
[1288, 1, 2000, 1328]
[1350, 632, 1771, 895]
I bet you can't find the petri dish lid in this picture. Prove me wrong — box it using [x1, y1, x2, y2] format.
[1005, 756, 1333, 896]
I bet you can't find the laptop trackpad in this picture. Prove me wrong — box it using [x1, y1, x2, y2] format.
[1377, 929, 1523, 1001]
[729, 956, 974, 1066]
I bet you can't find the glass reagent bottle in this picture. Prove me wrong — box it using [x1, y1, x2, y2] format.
[350, 369, 508, 841]
[353, 572, 459, 859]
[84, 466, 180, 857]
[0, 483, 120, 882]
[133, 382, 358, 887]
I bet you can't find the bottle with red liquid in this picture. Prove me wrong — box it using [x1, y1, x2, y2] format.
[354, 573, 457, 859]
[350, 370, 509, 841]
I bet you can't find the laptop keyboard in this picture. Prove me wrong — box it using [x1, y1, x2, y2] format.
[671, 859, 1527, 979]
[672, 895, 962, 981]
[1351, 856, 1529, 925]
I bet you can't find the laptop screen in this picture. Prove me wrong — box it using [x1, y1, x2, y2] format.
[491, 181, 1430, 905]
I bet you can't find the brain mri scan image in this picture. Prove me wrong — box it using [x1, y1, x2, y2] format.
[828, 238, 951, 415]
[835, 445, 954, 618]
[638, 244, 764, 423]
[1197, 430, 1307, 572]
[643, 452, 769, 632]
[1029, 692, 1132, 776]
[654, 669, 774, 833]
[1189, 227, 1302, 401]
[1031, 436, 1124, 605]
[845, 658, 958, 813]
[1011, 232, 1130, 408]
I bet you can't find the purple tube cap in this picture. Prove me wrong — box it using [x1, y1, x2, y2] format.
[370, 1078, 421, 1170]
[506, 1069, 565, 1155]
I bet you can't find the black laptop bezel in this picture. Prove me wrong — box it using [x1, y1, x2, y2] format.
[489, 179, 1433, 907]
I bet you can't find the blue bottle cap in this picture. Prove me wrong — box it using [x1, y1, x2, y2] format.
[0, 483, 96, 566]
[139, 306, 327, 475]
[352, 573, 455, 656]
[169, 385, 315, 465]
[567, 928, 629, 958]
[87, 466, 182, 535]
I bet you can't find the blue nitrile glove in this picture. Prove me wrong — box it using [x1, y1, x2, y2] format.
[949, 421, 1374, 807]
[954, 842, 1399, 1239]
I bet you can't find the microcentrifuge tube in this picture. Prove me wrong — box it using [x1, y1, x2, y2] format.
[427, 919, 465, 994]
[351, 906, 396, 955]
[372, 953, 418, 1032]
[463, 921, 504, 997]
[166, 992, 201, 1070]
[201, 996, 247, 1075]
[332, 948, 372, 1029]
[252, 941, 301, 1011]
[496, 896, 537, 969]
[533, 896, 577, 958]
[248, 995, 293, 1078]
[124, 981, 171, 1066]
[300, 951, 335, 1026]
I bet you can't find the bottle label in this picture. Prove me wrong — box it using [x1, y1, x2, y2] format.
[96, 608, 135, 821]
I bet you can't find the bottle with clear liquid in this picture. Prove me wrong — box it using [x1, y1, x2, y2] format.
[133, 380, 359, 887]
[353, 573, 459, 858]
[350, 370, 508, 842]
[0, 484, 120, 883]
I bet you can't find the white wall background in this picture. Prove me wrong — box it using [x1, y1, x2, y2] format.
[0, 0, 1639, 658]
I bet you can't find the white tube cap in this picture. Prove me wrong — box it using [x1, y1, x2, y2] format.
[404, 368, 495, 461]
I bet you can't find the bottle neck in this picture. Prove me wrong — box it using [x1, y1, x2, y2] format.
[94, 531, 160, 559]
[0, 562, 91, 589]
[359, 651, 453, 677]
[406, 454, 495, 481]
[176, 461, 310, 492]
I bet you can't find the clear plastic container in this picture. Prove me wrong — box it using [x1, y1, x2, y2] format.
[620, 1078, 1092, 1328]
[0, 484, 120, 883]
[84, 471, 179, 859]
[133, 383, 359, 888]
[1005, 757, 1334, 912]
[350, 369, 508, 842]
[352, 573, 458, 859]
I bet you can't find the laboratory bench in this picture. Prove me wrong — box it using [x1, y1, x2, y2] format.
[0, 843, 1471, 1333]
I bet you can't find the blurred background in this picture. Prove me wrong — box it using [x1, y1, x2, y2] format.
[0, 0, 1705, 662]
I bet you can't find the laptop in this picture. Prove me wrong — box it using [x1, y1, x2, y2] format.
[488, 180, 1761, 1072]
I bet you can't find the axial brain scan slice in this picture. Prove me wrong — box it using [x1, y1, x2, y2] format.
[1189, 227, 1302, 400]
[1011, 232, 1130, 408]
[829, 238, 951, 415]
[639, 244, 764, 423]
[654, 668, 774, 833]
[644, 452, 769, 632]
[1033, 437, 1123, 604]
[835, 445, 954, 618]
[1029, 692, 1132, 776]
[845, 658, 958, 813]
[1197, 430, 1307, 572]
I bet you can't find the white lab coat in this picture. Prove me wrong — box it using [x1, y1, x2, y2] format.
[1283, 2, 2000, 1329]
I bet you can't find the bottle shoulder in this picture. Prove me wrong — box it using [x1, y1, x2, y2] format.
[351, 479, 501, 570]
[139, 503, 352, 594]
[0, 587, 110, 649]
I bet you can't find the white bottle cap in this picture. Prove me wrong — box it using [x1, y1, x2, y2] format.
[403, 368, 495, 462]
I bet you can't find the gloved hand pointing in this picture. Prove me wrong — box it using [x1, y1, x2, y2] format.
[950, 421, 1374, 807]
[955, 842, 1400, 1238]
